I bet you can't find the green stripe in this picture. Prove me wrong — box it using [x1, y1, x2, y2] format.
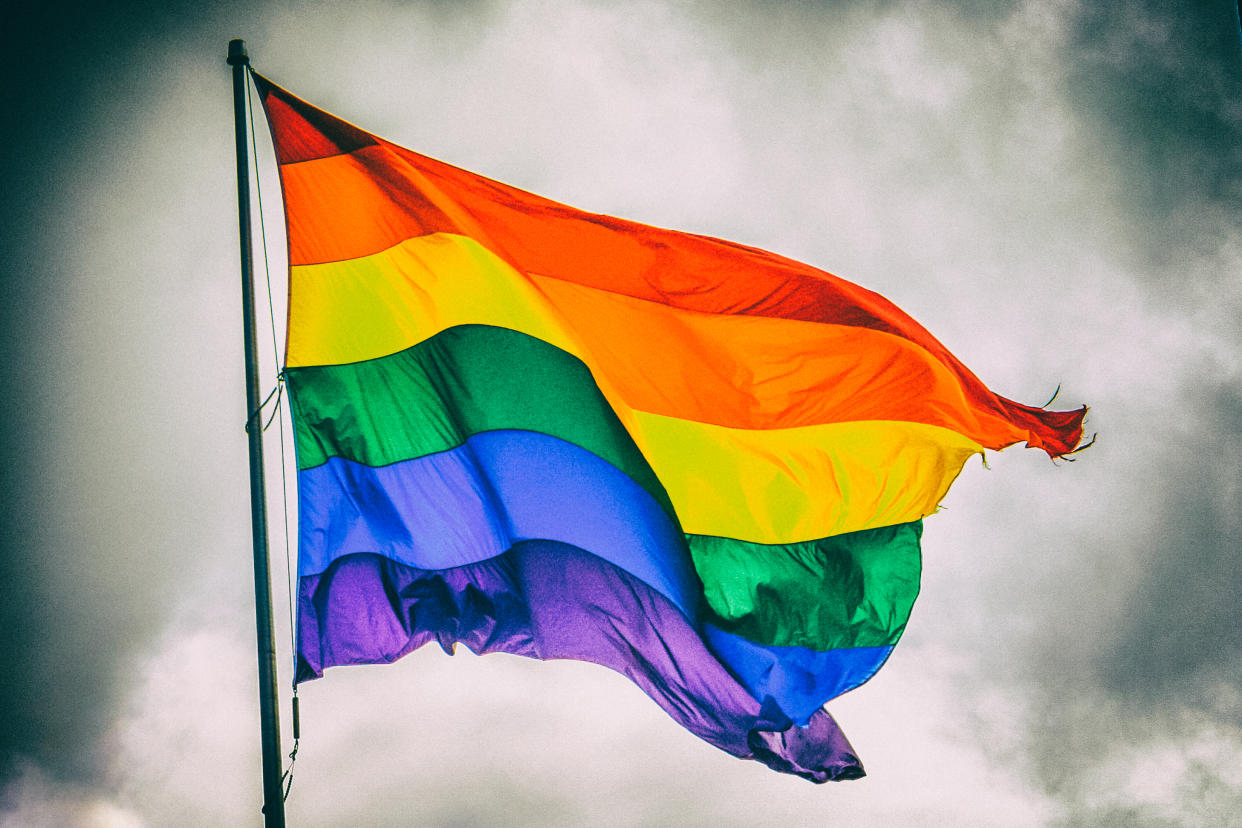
[284, 324, 676, 518]
[288, 322, 922, 655]
[687, 521, 922, 652]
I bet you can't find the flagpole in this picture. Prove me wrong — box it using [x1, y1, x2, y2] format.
[227, 38, 287, 828]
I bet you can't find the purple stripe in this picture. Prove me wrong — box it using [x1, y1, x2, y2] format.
[298, 542, 865, 782]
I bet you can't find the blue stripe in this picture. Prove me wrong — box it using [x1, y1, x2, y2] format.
[703, 623, 895, 725]
[298, 427, 898, 725]
[296, 429, 701, 619]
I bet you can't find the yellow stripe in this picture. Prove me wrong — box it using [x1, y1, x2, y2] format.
[289, 233, 984, 542]
[287, 232, 572, 368]
[635, 414, 981, 542]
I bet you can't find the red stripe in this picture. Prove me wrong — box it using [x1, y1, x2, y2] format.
[258, 78, 1086, 456]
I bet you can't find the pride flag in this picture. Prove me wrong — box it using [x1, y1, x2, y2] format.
[254, 74, 1085, 782]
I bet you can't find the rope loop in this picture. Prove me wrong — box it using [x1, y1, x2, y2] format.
[244, 381, 283, 434]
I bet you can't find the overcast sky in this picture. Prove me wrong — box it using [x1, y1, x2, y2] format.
[2, 1, 1240, 826]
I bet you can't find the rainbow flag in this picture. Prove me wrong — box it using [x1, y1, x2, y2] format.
[254, 74, 1085, 782]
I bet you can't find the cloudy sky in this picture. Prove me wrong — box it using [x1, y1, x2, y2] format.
[2, 1, 1240, 825]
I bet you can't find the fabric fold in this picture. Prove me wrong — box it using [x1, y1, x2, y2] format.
[299, 543, 865, 782]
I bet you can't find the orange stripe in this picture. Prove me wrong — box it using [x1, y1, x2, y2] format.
[280, 150, 460, 266]
[534, 274, 1021, 442]
[289, 233, 1051, 450]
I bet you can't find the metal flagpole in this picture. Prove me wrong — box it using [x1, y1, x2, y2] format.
[227, 38, 287, 828]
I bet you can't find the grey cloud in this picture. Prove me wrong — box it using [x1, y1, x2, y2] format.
[1097, 384, 1242, 714]
[1061, 0, 1242, 273]
[0, 0, 246, 782]
[3, 1, 1240, 824]
[1007, 7, 1242, 820]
